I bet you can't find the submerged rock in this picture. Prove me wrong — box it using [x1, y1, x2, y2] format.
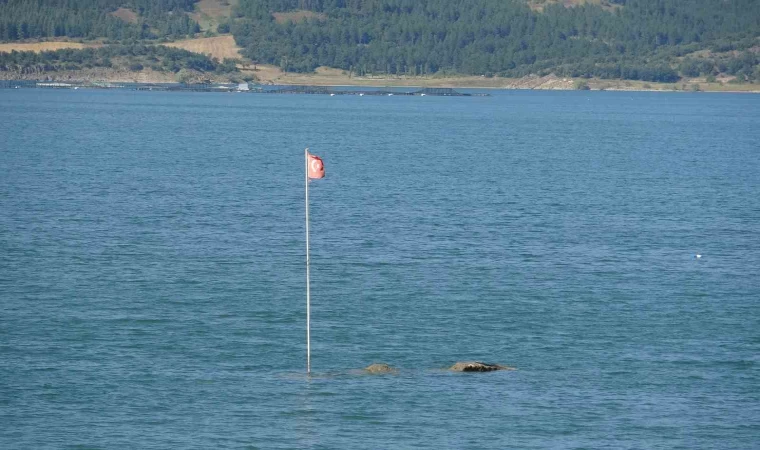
[364, 363, 398, 374]
[449, 361, 515, 372]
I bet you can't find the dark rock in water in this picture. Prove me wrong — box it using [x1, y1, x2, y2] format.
[449, 361, 515, 372]
[364, 363, 398, 374]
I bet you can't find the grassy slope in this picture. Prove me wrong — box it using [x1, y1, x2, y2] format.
[110, 7, 139, 24]
[163, 35, 242, 61]
[190, 0, 238, 31]
[0, 42, 100, 52]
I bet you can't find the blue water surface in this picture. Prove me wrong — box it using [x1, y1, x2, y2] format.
[1, 88, 759, 449]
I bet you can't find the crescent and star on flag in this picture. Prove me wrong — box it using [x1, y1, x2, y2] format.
[308, 153, 325, 179]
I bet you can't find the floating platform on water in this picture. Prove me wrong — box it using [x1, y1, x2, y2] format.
[267, 86, 488, 96]
[0, 80, 489, 96]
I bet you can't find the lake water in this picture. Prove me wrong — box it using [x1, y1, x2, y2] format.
[1, 88, 759, 449]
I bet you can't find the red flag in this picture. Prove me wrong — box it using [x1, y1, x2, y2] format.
[308, 153, 325, 179]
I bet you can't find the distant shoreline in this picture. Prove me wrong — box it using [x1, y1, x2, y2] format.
[2, 71, 759, 94]
[2, 38, 757, 93]
[235, 65, 760, 93]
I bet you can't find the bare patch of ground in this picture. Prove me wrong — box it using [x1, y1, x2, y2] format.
[588, 78, 760, 92]
[111, 7, 139, 24]
[162, 36, 242, 61]
[190, 0, 238, 31]
[272, 10, 326, 24]
[676, 40, 760, 61]
[501, 74, 575, 89]
[0, 41, 101, 53]
[196, 0, 237, 18]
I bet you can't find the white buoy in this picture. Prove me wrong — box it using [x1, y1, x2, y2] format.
[695, 254, 702, 259]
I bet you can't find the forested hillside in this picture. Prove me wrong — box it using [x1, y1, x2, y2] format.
[0, 44, 237, 75]
[0, 0, 200, 40]
[0, 0, 758, 84]
[231, 0, 760, 82]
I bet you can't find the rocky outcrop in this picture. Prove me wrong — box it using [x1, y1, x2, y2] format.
[501, 74, 575, 90]
[449, 361, 515, 372]
[364, 363, 398, 374]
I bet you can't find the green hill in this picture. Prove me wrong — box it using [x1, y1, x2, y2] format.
[0, 0, 200, 40]
[230, 0, 759, 82]
[0, 1, 241, 80]
[0, 44, 237, 78]
[0, 0, 758, 84]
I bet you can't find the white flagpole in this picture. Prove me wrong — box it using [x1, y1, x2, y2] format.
[304, 147, 312, 375]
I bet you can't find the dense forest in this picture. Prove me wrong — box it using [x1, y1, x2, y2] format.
[230, 0, 760, 82]
[0, 0, 200, 40]
[0, 0, 758, 82]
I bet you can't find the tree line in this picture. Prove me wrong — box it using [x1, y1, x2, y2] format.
[0, 44, 238, 75]
[230, 0, 760, 82]
[0, 0, 200, 41]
